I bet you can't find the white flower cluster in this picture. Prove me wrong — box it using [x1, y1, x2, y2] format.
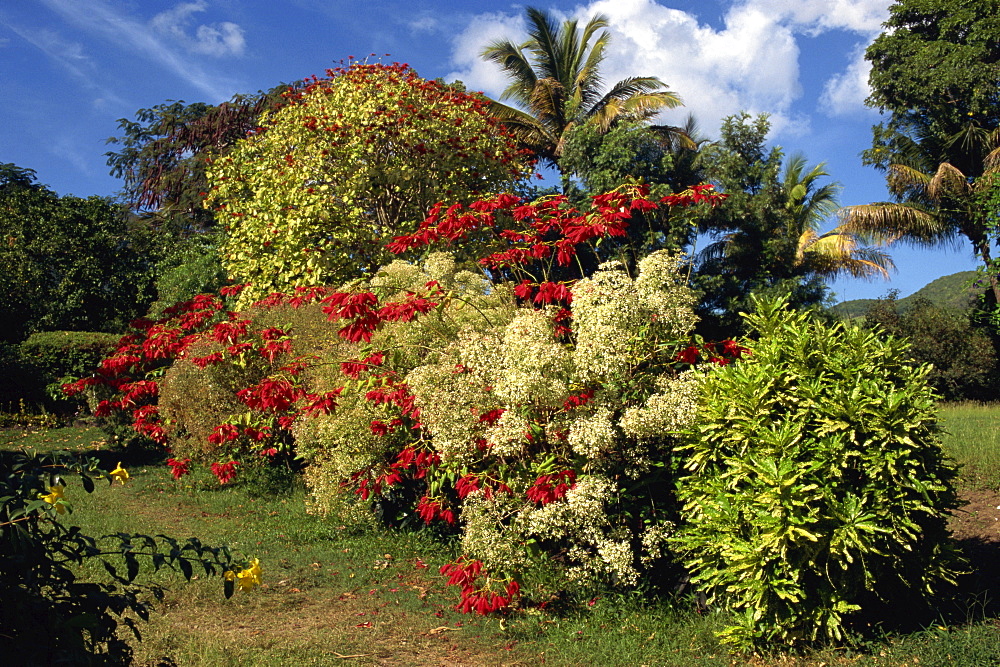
[571, 251, 697, 387]
[571, 262, 644, 386]
[492, 308, 571, 409]
[639, 520, 676, 566]
[567, 406, 618, 459]
[455, 329, 505, 387]
[619, 371, 702, 440]
[522, 475, 639, 586]
[634, 251, 698, 339]
[460, 491, 532, 573]
[370, 252, 494, 302]
[406, 362, 487, 465]
[302, 453, 378, 526]
[483, 408, 531, 457]
[293, 390, 394, 466]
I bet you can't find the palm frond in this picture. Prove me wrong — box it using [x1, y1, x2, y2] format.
[802, 248, 894, 280]
[484, 100, 558, 163]
[886, 163, 931, 195]
[525, 7, 564, 82]
[839, 202, 956, 247]
[529, 78, 568, 133]
[481, 40, 538, 106]
[576, 25, 609, 109]
[927, 162, 970, 200]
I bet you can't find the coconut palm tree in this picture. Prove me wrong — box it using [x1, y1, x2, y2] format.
[701, 154, 893, 283]
[481, 7, 682, 186]
[694, 115, 894, 338]
[841, 124, 1000, 302]
[784, 155, 894, 281]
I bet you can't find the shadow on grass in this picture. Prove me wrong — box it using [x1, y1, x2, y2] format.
[941, 536, 1000, 622]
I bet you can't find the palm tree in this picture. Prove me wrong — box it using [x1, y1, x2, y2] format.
[700, 153, 892, 285]
[842, 125, 1000, 303]
[481, 7, 682, 186]
[783, 155, 893, 281]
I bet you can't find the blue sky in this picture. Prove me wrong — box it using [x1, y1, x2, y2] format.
[0, 0, 980, 303]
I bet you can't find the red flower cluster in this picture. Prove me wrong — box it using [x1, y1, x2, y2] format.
[237, 378, 306, 413]
[166, 457, 191, 480]
[674, 339, 750, 366]
[210, 460, 240, 484]
[455, 473, 513, 500]
[526, 470, 577, 505]
[416, 496, 456, 524]
[563, 390, 594, 411]
[440, 557, 520, 614]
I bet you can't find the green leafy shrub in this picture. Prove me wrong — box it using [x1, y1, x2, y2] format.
[863, 293, 998, 401]
[0, 399, 59, 430]
[147, 233, 227, 318]
[19, 331, 121, 408]
[79, 185, 731, 611]
[673, 296, 962, 649]
[0, 449, 250, 664]
[0, 341, 37, 406]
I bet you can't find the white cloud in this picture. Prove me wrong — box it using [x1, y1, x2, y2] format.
[736, 0, 888, 34]
[151, 1, 246, 57]
[820, 43, 876, 115]
[38, 0, 243, 101]
[5, 23, 129, 107]
[447, 0, 892, 137]
[408, 16, 439, 33]
[446, 12, 526, 96]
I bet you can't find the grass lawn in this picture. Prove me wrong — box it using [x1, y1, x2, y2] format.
[3, 406, 1000, 666]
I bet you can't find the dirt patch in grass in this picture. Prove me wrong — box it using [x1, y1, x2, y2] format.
[946, 486, 1000, 623]
[950, 486, 1000, 543]
[132, 572, 523, 667]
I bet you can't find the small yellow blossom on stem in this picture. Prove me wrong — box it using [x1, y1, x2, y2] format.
[225, 558, 263, 592]
[109, 462, 129, 485]
[39, 484, 66, 514]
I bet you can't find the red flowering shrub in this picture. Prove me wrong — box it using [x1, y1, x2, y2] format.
[72, 182, 737, 614]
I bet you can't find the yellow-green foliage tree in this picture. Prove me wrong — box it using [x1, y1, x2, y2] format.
[206, 62, 534, 305]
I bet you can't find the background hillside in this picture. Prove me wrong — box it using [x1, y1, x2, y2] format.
[830, 271, 984, 319]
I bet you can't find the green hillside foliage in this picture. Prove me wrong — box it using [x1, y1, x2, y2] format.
[830, 271, 983, 319]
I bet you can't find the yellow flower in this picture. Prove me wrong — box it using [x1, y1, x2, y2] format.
[109, 462, 129, 485]
[39, 484, 66, 514]
[225, 558, 263, 592]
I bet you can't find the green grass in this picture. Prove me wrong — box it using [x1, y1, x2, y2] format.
[938, 402, 1000, 489]
[5, 419, 1000, 666]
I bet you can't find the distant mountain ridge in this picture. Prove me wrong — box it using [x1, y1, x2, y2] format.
[830, 271, 984, 319]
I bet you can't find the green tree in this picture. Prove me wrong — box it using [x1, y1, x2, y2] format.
[694, 114, 891, 337]
[862, 292, 998, 401]
[560, 115, 706, 196]
[481, 7, 682, 189]
[106, 89, 291, 233]
[206, 62, 533, 305]
[0, 164, 157, 342]
[865, 0, 1000, 171]
[557, 117, 709, 271]
[850, 0, 1000, 303]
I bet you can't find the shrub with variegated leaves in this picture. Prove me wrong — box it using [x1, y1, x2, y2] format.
[672, 296, 961, 650]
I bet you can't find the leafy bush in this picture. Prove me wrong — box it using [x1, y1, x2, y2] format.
[19, 331, 120, 408]
[206, 61, 534, 305]
[75, 185, 733, 611]
[673, 297, 962, 649]
[0, 449, 252, 664]
[0, 341, 37, 406]
[147, 233, 227, 318]
[0, 165, 158, 343]
[0, 399, 59, 430]
[863, 292, 998, 401]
